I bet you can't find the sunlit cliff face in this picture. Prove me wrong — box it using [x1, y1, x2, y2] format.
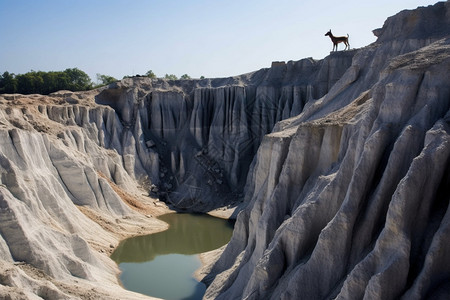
[93, 51, 355, 212]
[0, 2, 449, 300]
[204, 2, 450, 299]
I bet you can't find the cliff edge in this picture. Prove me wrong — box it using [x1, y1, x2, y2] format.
[204, 2, 450, 299]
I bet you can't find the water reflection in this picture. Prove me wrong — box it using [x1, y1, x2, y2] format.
[111, 213, 234, 300]
[119, 254, 204, 300]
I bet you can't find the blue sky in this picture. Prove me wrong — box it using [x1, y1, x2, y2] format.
[0, 0, 439, 82]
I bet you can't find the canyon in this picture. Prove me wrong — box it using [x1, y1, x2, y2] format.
[0, 1, 449, 299]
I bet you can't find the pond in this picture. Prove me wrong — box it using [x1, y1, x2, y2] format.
[111, 213, 234, 300]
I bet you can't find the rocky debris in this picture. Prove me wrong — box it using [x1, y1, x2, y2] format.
[204, 2, 450, 299]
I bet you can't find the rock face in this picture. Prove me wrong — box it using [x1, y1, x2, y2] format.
[94, 52, 355, 211]
[204, 2, 450, 299]
[0, 92, 170, 299]
[0, 2, 449, 299]
[0, 29, 354, 300]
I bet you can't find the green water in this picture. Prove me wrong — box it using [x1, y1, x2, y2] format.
[111, 213, 234, 300]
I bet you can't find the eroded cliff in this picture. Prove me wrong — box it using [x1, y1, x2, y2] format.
[0, 25, 354, 300]
[0, 91, 174, 299]
[93, 51, 355, 211]
[0, 1, 448, 299]
[205, 2, 450, 299]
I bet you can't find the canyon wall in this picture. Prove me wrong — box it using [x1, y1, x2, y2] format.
[94, 50, 355, 211]
[0, 91, 172, 299]
[205, 2, 450, 299]
[0, 1, 448, 299]
[0, 20, 354, 300]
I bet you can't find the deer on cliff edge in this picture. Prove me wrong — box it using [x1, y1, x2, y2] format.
[325, 30, 350, 51]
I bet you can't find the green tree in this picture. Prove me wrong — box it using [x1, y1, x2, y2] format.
[145, 70, 156, 78]
[1, 68, 93, 95]
[164, 74, 178, 80]
[0, 71, 18, 93]
[180, 74, 191, 80]
[96, 73, 117, 86]
[16, 71, 44, 94]
[64, 68, 92, 91]
[200, 76, 205, 80]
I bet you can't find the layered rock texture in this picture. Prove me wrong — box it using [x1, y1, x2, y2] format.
[205, 2, 450, 299]
[0, 90, 172, 299]
[93, 48, 355, 211]
[0, 1, 449, 299]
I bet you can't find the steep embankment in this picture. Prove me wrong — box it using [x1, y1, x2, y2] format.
[205, 2, 450, 299]
[0, 2, 448, 299]
[94, 51, 355, 211]
[0, 20, 354, 300]
[0, 91, 171, 299]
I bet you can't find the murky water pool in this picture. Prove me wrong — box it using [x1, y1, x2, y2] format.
[111, 213, 234, 300]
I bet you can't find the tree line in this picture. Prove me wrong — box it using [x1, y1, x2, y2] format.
[0, 68, 198, 95]
[0, 68, 94, 95]
[130, 70, 197, 80]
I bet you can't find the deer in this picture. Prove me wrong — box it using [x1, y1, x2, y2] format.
[325, 30, 350, 51]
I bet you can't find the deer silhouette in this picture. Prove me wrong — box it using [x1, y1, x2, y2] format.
[325, 30, 350, 51]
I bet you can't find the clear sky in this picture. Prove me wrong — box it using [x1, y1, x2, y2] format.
[0, 0, 440, 82]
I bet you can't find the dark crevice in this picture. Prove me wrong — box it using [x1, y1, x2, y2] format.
[405, 154, 450, 291]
